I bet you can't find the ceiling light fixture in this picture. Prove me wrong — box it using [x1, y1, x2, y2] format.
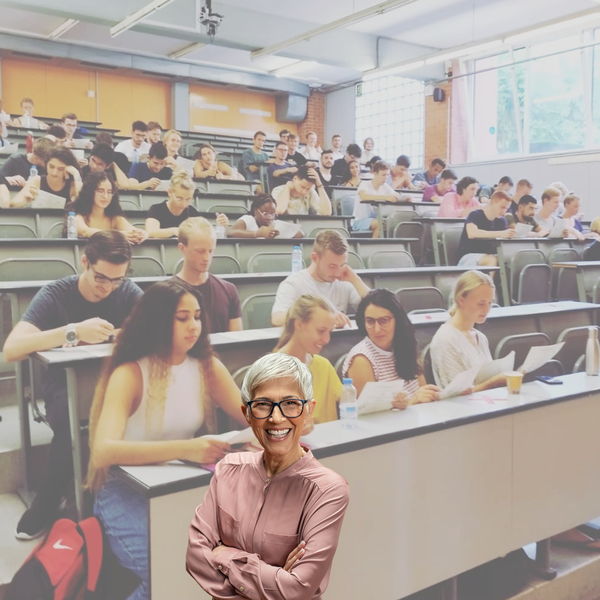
[48, 19, 79, 40]
[424, 40, 503, 65]
[110, 0, 176, 38]
[272, 61, 318, 78]
[169, 42, 206, 59]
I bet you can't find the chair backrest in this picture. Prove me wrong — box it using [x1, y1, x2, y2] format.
[120, 199, 141, 210]
[517, 263, 551, 304]
[347, 251, 365, 270]
[368, 250, 414, 269]
[128, 256, 166, 277]
[208, 204, 248, 214]
[509, 249, 547, 302]
[420, 344, 435, 385]
[395, 286, 445, 313]
[231, 365, 251, 388]
[0, 223, 37, 238]
[44, 221, 66, 238]
[339, 195, 356, 217]
[334, 353, 348, 380]
[494, 332, 551, 368]
[441, 225, 464, 266]
[241, 293, 277, 329]
[247, 252, 303, 273]
[573, 354, 586, 373]
[385, 210, 418, 237]
[549, 247, 579, 264]
[392, 221, 425, 265]
[408, 308, 448, 315]
[0, 258, 77, 281]
[556, 326, 600, 374]
[553, 266, 579, 301]
[172, 254, 242, 275]
[307, 227, 349, 239]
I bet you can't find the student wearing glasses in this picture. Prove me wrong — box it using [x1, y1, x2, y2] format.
[3, 232, 144, 541]
[68, 172, 148, 244]
[342, 289, 440, 408]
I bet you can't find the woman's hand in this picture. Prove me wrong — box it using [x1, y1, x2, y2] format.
[23, 182, 39, 204]
[125, 228, 148, 245]
[411, 384, 441, 404]
[256, 225, 278, 238]
[185, 437, 231, 464]
[215, 212, 229, 227]
[283, 541, 306, 572]
[391, 391, 410, 410]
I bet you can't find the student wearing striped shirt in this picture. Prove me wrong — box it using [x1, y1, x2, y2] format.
[342, 289, 440, 408]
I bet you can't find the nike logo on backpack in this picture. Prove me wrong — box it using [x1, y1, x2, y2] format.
[53, 539, 72, 550]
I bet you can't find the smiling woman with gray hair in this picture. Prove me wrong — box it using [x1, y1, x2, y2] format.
[186, 352, 350, 600]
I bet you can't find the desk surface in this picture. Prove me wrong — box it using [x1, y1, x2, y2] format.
[115, 372, 600, 498]
[553, 261, 600, 268]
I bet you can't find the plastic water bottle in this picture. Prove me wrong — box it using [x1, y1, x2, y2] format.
[67, 212, 77, 240]
[29, 165, 38, 180]
[586, 327, 600, 376]
[214, 223, 225, 239]
[291, 245, 303, 273]
[339, 378, 358, 429]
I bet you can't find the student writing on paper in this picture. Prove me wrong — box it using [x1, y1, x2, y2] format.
[228, 194, 304, 239]
[8, 146, 82, 207]
[88, 280, 246, 600]
[127, 142, 173, 190]
[68, 172, 148, 244]
[343, 290, 440, 409]
[274, 295, 340, 426]
[535, 187, 568, 235]
[431, 270, 510, 391]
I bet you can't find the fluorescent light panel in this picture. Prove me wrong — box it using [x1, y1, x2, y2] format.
[169, 42, 206, 59]
[425, 40, 503, 65]
[362, 60, 425, 81]
[110, 0, 176, 38]
[48, 19, 79, 40]
[273, 61, 318, 78]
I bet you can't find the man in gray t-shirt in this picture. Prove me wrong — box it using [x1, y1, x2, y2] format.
[271, 230, 369, 328]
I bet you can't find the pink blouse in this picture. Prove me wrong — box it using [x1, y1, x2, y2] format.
[438, 191, 481, 218]
[186, 449, 349, 600]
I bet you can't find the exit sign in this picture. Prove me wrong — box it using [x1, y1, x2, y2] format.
[356, 83, 363, 98]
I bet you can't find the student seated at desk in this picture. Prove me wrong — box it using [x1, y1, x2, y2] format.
[3, 231, 144, 540]
[353, 160, 400, 238]
[193, 143, 244, 180]
[0, 136, 53, 188]
[127, 142, 173, 190]
[413, 157, 446, 187]
[584, 217, 600, 260]
[343, 289, 440, 407]
[68, 172, 148, 244]
[340, 159, 362, 187]
[479, 175, 513, 202]
[271, 165, 332, 216]
[162, 129, 183, 171]
[456, 190, 514, 267]
[274, 295, 341, 424]
[561, 193, 598, 241]
[438, 176, 481, 218]
[88, 280, 246, 600]
[422, 168, 457, 203]
[81, 143, 131, 191]
[8, 146, 82, 207]
[227, 193, 303, 239]
[430, 270, 509, 391]
[390, 154, 417, 190]
[506, 194, 549, 237]
[175, 217, 242, 332]
[535, 187, 567, 234]
[271, 230, 370, 328]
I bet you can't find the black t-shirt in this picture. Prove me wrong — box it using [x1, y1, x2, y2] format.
[173, 273, 240, 334]
[0, 154, 47, 180]
[21, 275, 143, 407]
[317, 168, 335, 197]
[331, 158, 350, 185]
[113, 152, 131, 177]
[585, 241, 600, 261]
[286, 152, 306, 167]
[457, 209, 508, 259]
[147, 200, 201, 228]
[128, 162, 173, 182]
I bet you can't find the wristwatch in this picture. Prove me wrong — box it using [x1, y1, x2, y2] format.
[65, 323, 79, 348]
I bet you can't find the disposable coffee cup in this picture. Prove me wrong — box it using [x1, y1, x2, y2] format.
[506, 371, 524, 394]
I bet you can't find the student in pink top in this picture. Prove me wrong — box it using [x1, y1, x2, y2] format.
[187, 352, 350, 600]
[438, 176, 481, 218]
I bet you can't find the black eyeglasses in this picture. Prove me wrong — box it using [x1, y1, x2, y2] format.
[90, 264, 127, 287]
[247, 399, 308, 419]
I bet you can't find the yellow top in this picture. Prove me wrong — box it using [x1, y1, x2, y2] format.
[309, 354, 342, 424]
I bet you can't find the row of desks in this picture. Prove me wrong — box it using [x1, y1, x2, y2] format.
[28, 300, 599, 522]
[117, 372, 600, 599]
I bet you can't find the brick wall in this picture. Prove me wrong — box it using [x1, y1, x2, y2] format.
[298, 90, 325, 148]
[424, 80, 452, 169]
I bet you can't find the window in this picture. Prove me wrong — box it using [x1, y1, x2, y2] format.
[356, 76, 424, 168]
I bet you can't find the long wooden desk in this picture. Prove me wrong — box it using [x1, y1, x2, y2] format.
[552, 261, 600, 303]
[113, 373, 600, 599]
[30, 301, 599, 521]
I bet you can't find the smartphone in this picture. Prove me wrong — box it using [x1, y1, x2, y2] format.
[536, 375, 563, 385]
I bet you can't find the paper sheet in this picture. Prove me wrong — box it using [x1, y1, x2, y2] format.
[70, 138, 91, 149]
[475, 352, 515, 385]
[549, 218, 569, 239]
[175, 156, 195, 174]
[518, 342, 564, 373]
[273, 220, 302, 239]
[0, 143, 18, 156]
[357, 380, 405, 415]
[440, 365, 479, 399]
[154, 179, 171, 191]
[71, 149, 85, 161]
[30, 189, 66, 209]
[514, 223, 533, 238]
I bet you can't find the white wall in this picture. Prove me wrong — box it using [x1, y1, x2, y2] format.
[452, 151, 600, 217]
[325, 86, 356, 149]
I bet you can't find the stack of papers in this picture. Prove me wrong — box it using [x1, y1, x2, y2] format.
[549, 218, 569, 239]
[70, 139, 91, 149]
[154, 180, 171, 192]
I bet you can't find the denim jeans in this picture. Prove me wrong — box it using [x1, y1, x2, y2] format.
[94, 475, 149, 600]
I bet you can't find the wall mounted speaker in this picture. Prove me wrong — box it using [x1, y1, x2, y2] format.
[433, 87, 446, 103]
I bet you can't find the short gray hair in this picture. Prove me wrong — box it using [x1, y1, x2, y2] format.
[241, 353, 313, 405]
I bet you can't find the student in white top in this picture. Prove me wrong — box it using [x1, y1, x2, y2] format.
[114, 120, 151, 162]
[163, 129, 183, 170]
[535, 187, 568, 235]
[301, 131, 322, 161]
[331, 134, 343, 161]
[11, 97, 48, 130]
[430, 270, 509, 391]
[353, 160, 400, 237]
[360, 137, 375, 165]
[271, 230, 369, 328]
[228, 194, 303, 239]
[343, 289, 440, 406]
[88, 280, 246, 600]
[0, 98, 11, 142]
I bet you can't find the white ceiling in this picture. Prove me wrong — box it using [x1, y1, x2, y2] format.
[0, 0, 599, 88]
